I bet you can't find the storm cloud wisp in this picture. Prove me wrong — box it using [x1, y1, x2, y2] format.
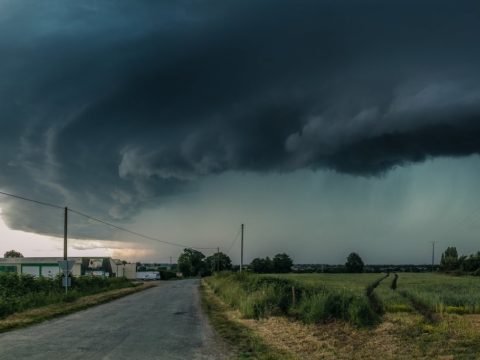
[1, 0, 480, 236]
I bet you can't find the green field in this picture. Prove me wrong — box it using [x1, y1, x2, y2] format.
[204, 272, 480, 358]
[269, 273, 480, 314]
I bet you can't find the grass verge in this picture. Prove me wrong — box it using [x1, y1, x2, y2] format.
[206, 272, 380, 327]
[200, 281, 295, 360]
[0, 282, 155, 333]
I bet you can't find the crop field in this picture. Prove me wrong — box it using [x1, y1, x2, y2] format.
[204, 272, 480, 359]
[273, 273, 480, 314]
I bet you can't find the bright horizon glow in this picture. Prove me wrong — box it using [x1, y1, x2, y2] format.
[0, 207, 111, 259]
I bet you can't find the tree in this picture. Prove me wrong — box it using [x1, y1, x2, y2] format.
[250, 257, 273, 273]
[440, 247, 459, 271]
[205, 252, 232, 273]
[460, 252, 480, 272]
[4, 250, 23, 258]
[345, 252, 364, 273]
[178, 248, 206, 277]
[272, 253, 293, 273]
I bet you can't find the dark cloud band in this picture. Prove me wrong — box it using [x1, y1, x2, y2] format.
[0, 0, 479, 235]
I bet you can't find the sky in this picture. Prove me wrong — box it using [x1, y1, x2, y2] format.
[1, 0, 480, 264]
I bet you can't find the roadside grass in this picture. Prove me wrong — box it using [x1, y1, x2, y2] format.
[203, 273, 480, 359]
[206, 272, 381, 327]
[0, 282, 155, 333]
[0, 273, 138, 318]
[200, 281, 295, 360]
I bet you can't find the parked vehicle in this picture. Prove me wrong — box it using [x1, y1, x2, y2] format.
[136, 271, 161, 280]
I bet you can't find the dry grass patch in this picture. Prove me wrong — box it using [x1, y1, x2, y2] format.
[238, 313, 480, 359]
[239, 315, 409, 360]
[0, 282, 155, 333]
[201, 281, 296, 359]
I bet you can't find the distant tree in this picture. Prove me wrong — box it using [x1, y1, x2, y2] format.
[272, 253, 293, 273]
[345, 252, 364, 273]
[4, 250, 23, 258]
[205, 252, 232, 273]
[250, 258, 263, 273]
[178, 248, 206, 277]
[440, 247, 459, 271]
[250, 257, 274, 273]
[461, 252, 480, 272]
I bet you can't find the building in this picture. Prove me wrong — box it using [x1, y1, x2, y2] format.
[0, 257, 137, 279]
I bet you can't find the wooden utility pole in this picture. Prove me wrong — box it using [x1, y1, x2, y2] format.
[217, 247, 220, 272]
[64, 207, 68, 260]
[240, 224, 244, 272]
[431, 241, 436, 272]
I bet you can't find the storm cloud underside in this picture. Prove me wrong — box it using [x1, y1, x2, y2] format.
[1, 0, 480, 238]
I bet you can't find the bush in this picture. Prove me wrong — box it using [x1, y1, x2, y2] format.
[0, 273, 133, 319]
[159, 270, 177, 280]
[63, 292, 80, 303]
[0, 298, 14, 318]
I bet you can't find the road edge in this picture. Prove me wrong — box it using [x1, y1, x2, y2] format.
[0, 282, 156, 333]
[200, 279, 295, 360]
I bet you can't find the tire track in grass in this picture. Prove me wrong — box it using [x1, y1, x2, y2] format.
[365, 273, 390, 315]
[391, 275, 438, 323]
[390, 273, 398, 290]
[398, 290, 438, 323]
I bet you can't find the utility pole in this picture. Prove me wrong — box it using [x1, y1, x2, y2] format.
[63, 207, 68, 294]
[64, 207, 68, 260]
[217, 247, 220, 272]
[431, 241, 436, 272]
[240, 224, 244, 272]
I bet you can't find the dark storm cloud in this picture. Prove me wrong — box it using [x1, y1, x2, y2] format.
[1, 0, 480, 236]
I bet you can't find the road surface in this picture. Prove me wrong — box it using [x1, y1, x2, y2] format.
[0, 279, 229, 360]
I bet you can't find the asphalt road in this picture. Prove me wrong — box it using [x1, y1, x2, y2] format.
[0, 279, 229, 360]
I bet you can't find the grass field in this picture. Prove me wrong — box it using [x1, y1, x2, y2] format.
[204, 272, 480, 359]
[272, 273, 480, 314]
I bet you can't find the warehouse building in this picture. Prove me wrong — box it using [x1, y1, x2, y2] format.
[0, 257, 137, 279]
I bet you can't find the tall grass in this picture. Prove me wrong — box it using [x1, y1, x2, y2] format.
[0, 273, 134, 318]
[205, 272, 380, 327]
[271, 273, 480, 315]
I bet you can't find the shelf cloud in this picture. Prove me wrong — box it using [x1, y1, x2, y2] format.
[1, 0, 479, 237]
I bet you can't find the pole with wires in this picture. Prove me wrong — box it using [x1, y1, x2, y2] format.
[64, 207, 68, 260]
[240, 224, 244, 272]
[431, 241, 436, 272]
[63, 207, 68, 294]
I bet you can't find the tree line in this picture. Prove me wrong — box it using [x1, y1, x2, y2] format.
[177, 248, 367, 276]
[178, 248, 233, 277]
[439, 247, 480, 274]
[249, 253, 293, 273]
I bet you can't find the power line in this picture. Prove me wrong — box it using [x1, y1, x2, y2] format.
[226, 226, 242, 254]
[0, 189, 218, 251]
[68, 208, 217, 250]
[0, 190, 64, 210]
